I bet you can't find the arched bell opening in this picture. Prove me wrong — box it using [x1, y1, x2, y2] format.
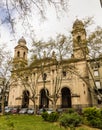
[17, 51, 20, 57]
[23, 52, 26, 59]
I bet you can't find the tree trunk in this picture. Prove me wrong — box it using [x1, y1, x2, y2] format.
[1, 92, 5, 115]
[52, 100, 57, 112]
[32, 99, 37, 115]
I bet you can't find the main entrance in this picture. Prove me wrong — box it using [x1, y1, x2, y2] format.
[61, 87, 72, 108]
[22, 90, 29, 108]
[40, 89, 49, 108]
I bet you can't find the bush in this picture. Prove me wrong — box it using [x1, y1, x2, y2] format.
[83, 107, 102, 129]
[89, 118, 102, 129]
[47, 112, 59, 122]
[65, 108, 75, 114]
[41, 112, 49, 121]
[75, 107, 82, 115]
[59, 112, 82, 128]
[83, 107, 100, 121]
[42, 112, 59, 122]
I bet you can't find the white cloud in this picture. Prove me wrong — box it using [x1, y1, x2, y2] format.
[0, 0, 102, 53]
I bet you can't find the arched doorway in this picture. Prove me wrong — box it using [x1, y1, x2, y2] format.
[61, 87, 72, 108]
[22, 90, 29, 108]
[40, 89, 49, 108]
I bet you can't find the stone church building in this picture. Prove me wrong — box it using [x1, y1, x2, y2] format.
[8, 19, 102, 109]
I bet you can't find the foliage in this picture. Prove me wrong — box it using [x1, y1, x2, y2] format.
[89, 118, 102, 129]
[87, 26, 102, 58]
[42, 112, 49, 121]
[47, 112, 59, 122]
[59, 112, 82, 129]
[65, 108, 75, 114]
[42, 112, 59, 122]
[83, 107, 102, 129]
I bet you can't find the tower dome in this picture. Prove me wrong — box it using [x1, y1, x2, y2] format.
[73, 19, 84, 29]
[18, 36, 26, 46]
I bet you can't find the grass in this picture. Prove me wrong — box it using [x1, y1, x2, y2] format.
[0, 115, 100, 130]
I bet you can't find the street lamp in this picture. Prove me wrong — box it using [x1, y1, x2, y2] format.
[42, 73, 47, 108]
[42, 73, 47, 82]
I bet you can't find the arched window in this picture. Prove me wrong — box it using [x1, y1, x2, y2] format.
[23, 52, 25, 59]
[77, 36, 81, 43]
[17, 51, 20, 57]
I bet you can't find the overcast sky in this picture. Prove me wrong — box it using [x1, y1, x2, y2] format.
[0, 0, 102, 53]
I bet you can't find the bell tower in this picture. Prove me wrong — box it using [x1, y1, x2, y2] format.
[72, 19, 88, 59]
[13, 37, 28, 70]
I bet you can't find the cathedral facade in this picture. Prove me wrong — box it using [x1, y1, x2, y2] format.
[8, 20, 102, 109]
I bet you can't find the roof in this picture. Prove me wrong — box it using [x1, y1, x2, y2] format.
[73, 19, 84, 29]
[18, 37, 26, 45]
[29, 57, 57, 68]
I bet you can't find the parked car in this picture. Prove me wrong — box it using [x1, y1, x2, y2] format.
[46, 108, 53, 114]
[57, 108, 63, 114]
[37, 108, 44, 115]
[19, 108, 28, 114]
[27, 108, 34, 115]
[11, 107, 19, 114]
[5, 106, 12, 114]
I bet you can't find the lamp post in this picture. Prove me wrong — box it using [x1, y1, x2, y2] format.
[42, 73, 47, 89]
[42, 73, 47, 108]
[42, 73, 47, 82]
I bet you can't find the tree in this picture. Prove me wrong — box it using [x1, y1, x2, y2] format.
[0, 44, 13, 115]
[13, 67, 42, 114]
[87, 26, 102, 59]
[30, 19, 102, 110]
[29, 35, 74, 111]
[71, 19, 102, 104]
[87, 26, 102, 103]
[0, 0, 69, 35]
[9, 19, 102, 113]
